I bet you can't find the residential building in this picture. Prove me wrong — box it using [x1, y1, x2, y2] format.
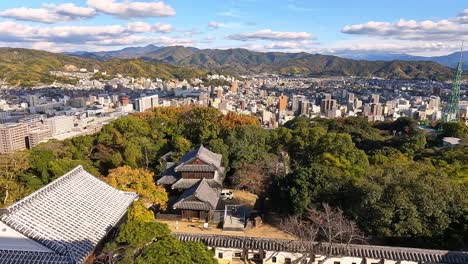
[46, 116, 74, 136]
[278, 93, 288, 111]
[134, 94, 158, 112]
[0, 123, 28, 154]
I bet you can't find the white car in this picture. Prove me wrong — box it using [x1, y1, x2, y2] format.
[220, 190, 234, 200]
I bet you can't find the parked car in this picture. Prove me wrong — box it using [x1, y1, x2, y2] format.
[220, 190, 234, 200]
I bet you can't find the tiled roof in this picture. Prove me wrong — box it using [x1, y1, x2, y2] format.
[156, 162, 179, 185]
[0, 165, 138, 264]
[0, 251, 71, 264]
[175, 145, 224, 173]
[175, 233, 468, 264]
[173, 179, 219, 211]
[176, 164, 217, 172]
[171, 178, 223, 190]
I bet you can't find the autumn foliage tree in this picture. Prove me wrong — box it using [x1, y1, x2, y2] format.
[107, 166, 168, 210]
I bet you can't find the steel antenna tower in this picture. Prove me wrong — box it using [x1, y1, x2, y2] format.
[444, 42, 464, 122]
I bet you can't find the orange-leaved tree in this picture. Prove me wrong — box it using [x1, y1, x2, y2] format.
[107, 166, 168, 210]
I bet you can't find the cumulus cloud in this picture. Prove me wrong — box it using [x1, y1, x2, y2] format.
[87, 0, 175, 18]
[0, 21, 178, 45]
[342, 10, 468, 41]
[153, 23, 173, 33]
[325, 37, 464, 56]
[0, 3, 95, 23]
[228, 29, 315, 41]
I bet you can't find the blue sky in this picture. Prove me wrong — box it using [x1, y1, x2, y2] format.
[0, 0, 466, 56]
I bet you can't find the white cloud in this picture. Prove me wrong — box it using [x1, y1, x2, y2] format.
[127, 21, 152, 33]
[87, 0, 175, 18]
[228, 29, 315, 41]
[342, 10, 468, 41]
[208, 21, 225, 29]
[153, 23, 173, 33]
[264, 42, 301, 50]
[326, 37, 464, 56]
[0, 3, 95, 23]
[0, 21, 174, 45]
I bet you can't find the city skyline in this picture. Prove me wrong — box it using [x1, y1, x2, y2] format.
[0, 0, 465, 56]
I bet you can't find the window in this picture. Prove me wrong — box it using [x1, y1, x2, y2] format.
[285, 258, 292, 264]
[301, 259, 308, 264]
[254, 254, 260, 259]
[234, 252, 242, 258]
[218, 253, 223, 259]
[334, 262, 341, 264]
[272, 256, 277, 263]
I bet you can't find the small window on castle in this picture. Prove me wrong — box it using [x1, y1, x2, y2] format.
[285, 258, 292, 264]
[218, 253, 223, 259]
[272, 256, 277, 263]
[334, 262, 341, 264]
[254, 254, 260, 259]
[234, 252, 242, 258]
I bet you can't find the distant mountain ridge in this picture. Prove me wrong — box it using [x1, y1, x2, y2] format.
[69, 45, 458, 81]
[0, 48, 206, 86]
[334, 50, 468, 70]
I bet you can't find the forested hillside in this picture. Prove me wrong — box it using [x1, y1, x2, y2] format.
[0, 107, 466, 251]
[0, 48, 206, 86]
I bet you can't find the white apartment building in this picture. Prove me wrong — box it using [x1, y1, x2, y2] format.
[46, 116, 75, 136]
[134, 94, 159, 112]
[0, 123, 29, 154]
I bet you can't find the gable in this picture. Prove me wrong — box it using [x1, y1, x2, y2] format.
[188, 158, 208, 165]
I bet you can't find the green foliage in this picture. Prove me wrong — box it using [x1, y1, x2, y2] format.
[0, 48, 207, 86]
[135, 237, 217, 264]
[441, 121, 468, 138]
[116, 221, 171, 248]
[226, 125, 270, 169]
[110, 220, 217, 264]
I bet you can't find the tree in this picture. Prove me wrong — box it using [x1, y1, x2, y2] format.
[181, 107, 222, 144]
[98, 220, 217, 264]
[281, 203, 366, 263]
[107, 166, 168, 209]
[0, 152, 30, 206]
[135, 237, 217, 264]
[226, 125, 270, 169]
[441, 121, 468, 138]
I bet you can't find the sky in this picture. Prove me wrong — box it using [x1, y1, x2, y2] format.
[0, 0, 466, 56]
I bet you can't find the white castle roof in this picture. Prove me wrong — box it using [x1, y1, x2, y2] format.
[0, 165, 138, 264]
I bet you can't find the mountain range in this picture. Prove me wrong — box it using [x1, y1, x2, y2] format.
[0, 48, 205, 86]
[67, 45, 460, 81]
[0, 46, 463, 87]
[334, 50, 468, 70]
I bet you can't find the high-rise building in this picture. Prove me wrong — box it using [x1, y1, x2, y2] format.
[320, 94, 336, 114]
[47, 116, 74, 136]
[231, 81, 238, 93]
[0, 123, 29, 154]
[134, 95, 159, 112]
[278, 93, 288, 111]
[371, 94, 380, 104]
[292, 95, 306, 115]
[346, 93, 355, 103]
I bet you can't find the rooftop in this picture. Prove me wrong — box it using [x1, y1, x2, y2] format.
[0, 165, 138, 264]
